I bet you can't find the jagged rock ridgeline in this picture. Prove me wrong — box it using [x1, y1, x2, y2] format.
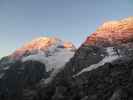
[85, 17, 133, 46]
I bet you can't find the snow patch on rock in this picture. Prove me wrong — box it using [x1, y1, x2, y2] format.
[73, 47, 121, 77]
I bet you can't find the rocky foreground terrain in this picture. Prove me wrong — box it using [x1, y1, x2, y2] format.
[1, 17, 133, 100]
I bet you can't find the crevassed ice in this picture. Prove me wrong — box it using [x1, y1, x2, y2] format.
[73, 47, 121, 77]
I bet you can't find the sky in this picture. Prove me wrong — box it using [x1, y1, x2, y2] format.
[0, 0, 133, 58]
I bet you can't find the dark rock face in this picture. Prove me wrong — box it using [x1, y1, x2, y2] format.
[34, 43, 133, 100]
[0, 60, 48, 100]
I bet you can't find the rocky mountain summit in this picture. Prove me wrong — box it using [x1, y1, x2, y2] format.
[85, 17, 133, 46]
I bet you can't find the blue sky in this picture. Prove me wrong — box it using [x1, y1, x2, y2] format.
[0, 0, 133, 57]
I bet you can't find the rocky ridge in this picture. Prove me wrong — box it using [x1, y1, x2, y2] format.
[85, 17, 133, 46]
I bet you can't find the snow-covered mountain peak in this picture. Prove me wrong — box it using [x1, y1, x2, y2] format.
[0, 37, 76, 86]
[10, 37, 76, 60]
